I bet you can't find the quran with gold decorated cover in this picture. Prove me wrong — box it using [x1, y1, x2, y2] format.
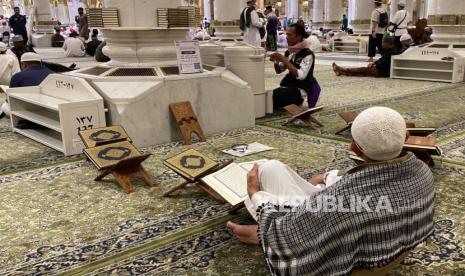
[84, 141, 141, 170]
[163, 149, 219, 181]
[79, 126, 131, 148]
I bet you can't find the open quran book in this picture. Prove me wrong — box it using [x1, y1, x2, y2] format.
[201, 159, 268, 206]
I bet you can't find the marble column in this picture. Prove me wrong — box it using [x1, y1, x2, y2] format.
[101, 0, 187, 66]
[31, 0, 55, 46]
[203, 0, 211, 21]
[427, 0, 465, 43]
[288, 0, 299, 19]
[213, 0, 243, 39]
[390, 0, 413, 22]
[313, 0, 325, 27]
[259, 0, 265, 10]
[55, 0, 70, 24]
[324, 0, 344, 29]
[348, 0, 372, 34]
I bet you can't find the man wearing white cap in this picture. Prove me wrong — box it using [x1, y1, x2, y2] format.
[240, 0, 265, 47]
[388, 1, 409, 51]
[1, 52, 53, 119]
[227, 106, 435, 275]
[400, 33, 414, 53]
[0, 42, 20, 86]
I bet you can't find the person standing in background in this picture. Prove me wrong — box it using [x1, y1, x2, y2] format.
[76, 7, 89, 41]
[240, 0, 264, 47]
[388, 1, 409, 51]
[9, 7, 28, 45]
[342, 14, 348, 31]
[265, 6, 279, 51]
[368, 0, 388, 62]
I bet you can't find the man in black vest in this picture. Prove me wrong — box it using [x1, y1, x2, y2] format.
[269, 24, 316, 110]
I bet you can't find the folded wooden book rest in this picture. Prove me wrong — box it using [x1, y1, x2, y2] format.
[163, 149, 249, 213]
[336, 111, 436, 136]
[283, 105, 324, 129]
[169, 101, 206, 145]
[79, 126, 158, 193]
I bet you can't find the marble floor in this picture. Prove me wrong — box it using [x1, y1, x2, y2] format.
[0, 48, 464, 275]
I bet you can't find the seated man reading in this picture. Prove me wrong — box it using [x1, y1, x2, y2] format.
[270, 24, 318, 110]
[228, 106, 435, 275]
[332, 36, 399, 77]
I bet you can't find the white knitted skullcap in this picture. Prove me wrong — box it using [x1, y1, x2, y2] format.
[400, 33, 412, 42]
[398, 1, 406, 7]
[0, 42, 6, 52]
[21, 52, 41, 62]
[352, 107, 406, 161]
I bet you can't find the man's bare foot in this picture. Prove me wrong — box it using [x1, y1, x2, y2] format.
[227, 221, 259, 245]
[367, 57, 374, 62]
[332, 62, 342, 76]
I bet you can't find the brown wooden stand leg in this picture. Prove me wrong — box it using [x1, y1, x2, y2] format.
[112, 170, 135, 194]
[309, 116, 323, 127]
[335, 125, 351, 135]
[163, 180, 193, 197]
[136, 166, 158, 187]
[229, 202, 245, 214]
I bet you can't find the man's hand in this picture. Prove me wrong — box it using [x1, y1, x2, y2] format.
[247, 164, 260, 198]
[270, 52, 285, 63]
[308, 174, 325, 185]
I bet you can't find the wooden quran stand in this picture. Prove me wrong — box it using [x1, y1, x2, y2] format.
[335, 111, 358, 135]
[336, 111, 430, 136]
[163, 159, 245, 213]
[95, 154, 158, 194]
[283, 105, 324, 129]
[170, 101, 207, 145]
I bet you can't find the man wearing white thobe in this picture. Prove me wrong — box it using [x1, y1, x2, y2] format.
[240, 0, 263, 47]
[389, 1, 409, 51]
[0, 42, 20, 85]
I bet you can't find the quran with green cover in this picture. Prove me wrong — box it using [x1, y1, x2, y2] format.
[84, 141, 141, 170]
[79, 126, 131, 148]
[163, 149, 219, 181]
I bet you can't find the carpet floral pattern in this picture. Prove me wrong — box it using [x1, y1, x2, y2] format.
[0, 61, 464, 275]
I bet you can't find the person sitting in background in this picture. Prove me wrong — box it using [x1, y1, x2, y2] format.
[227, 106, 435, 275]
[86, 29, 102, 56]
[1, 52, 53, 121]
[270, 24, 317, 110]
[400, 33, 414, 53]
[95, 40, 110, 62]
[63, 31, 85, 57]
[51, 28, 65, 47]
[8, 34, 35, 62]
[0, 21, 10, 42]
[0, 42, 20, 86]
[332, 36, 399, 77]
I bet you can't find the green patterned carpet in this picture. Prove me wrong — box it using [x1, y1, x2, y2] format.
[1, 63, 465, 275]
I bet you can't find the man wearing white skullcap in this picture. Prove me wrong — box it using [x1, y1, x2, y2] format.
[388, 0, 409, 51]
[0, 52, 53, 121]
[227, 106, 435, 275]
[400, 33, 415, 53]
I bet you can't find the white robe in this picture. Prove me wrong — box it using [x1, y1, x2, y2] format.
[0, 53, 20, 85]
[245, 160, 342, 220]
[242, 8, 262, 48]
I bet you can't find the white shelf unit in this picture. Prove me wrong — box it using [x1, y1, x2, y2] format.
[332, 39, 367, 54]
[391, 48, 465, 83]
[7, 74, 106, 156]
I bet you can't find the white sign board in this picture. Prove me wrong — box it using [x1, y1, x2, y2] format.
[175, 40, 203, 74]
